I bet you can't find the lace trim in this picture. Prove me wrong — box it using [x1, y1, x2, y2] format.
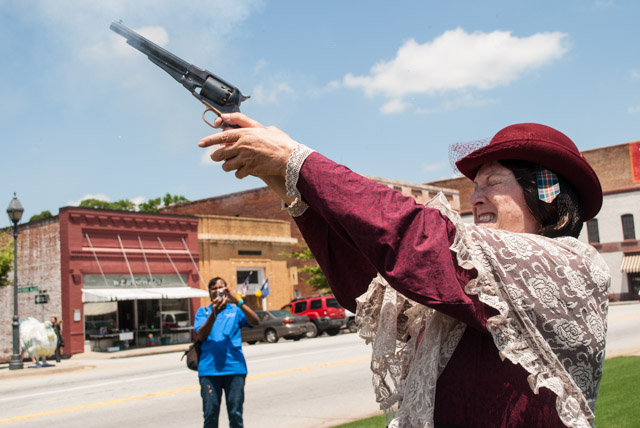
[356, 275, 466, 428]
[356, 193, 609, 428]
[280, 197, 309, 218]
[283, 144, 314, 217]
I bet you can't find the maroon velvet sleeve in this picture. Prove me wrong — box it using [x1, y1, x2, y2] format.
[293, 152, 489, 330]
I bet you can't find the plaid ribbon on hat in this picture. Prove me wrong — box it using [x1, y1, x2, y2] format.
[536, 166, 560, 203]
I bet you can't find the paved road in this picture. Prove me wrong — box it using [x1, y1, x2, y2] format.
[1, 302, 638, 428]
[0, 333, 380, 428]
[604, 302, 640, 357]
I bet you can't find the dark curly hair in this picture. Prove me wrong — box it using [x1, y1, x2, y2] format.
[498, 160, 584, 238]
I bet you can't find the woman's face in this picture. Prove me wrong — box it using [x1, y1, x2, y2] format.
[470, 161, 540, 234]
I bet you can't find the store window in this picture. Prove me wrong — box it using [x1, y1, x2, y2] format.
[621, 214, 636, 240]
[137, 299, 161, 336]
[84, 302, 117, 338]
[586, 219, 600, 244]
[160, 299, 191, 330]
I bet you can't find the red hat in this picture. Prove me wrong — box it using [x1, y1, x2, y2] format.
[455, 123, 602, 221]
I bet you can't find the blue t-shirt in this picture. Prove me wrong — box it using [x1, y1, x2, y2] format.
[194, 303, 250, 376]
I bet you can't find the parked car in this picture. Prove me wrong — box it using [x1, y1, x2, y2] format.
[241, 310, 310, 344]
[281, 295, 346, 338]
[343, 309, 357, 333]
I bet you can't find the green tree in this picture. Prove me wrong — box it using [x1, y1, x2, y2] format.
[138, 197, 162, 213]
[29, 210, 53, 222]
[163, 193, 189, 207]
[286, 245, 330, 293]
[0, 233, 13, 287]
[109, 199, 136, 211]
[78, 194, 189, 213]
[78, 198, 115, 210]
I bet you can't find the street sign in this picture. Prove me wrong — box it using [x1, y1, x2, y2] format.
[35, 293, 49, 304]
[18, 286, 38, 293]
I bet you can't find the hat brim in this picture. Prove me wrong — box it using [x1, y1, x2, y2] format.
[456, 139, 602, 221]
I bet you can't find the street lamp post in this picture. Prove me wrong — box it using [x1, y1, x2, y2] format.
[7, 193, 24, 370]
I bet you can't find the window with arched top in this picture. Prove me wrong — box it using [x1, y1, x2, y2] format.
[621, 214, 636, 240]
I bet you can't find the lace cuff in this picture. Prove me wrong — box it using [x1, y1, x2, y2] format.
[282, 144, 314, 217]
[280, 197, 309, 217]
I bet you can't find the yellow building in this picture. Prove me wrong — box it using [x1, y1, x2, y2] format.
[196, 215, 298, 311]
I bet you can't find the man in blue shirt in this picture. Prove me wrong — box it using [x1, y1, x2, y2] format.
[195, 277, 260, 428]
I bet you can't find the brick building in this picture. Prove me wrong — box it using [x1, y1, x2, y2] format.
[1, 208, 204, 362]
[428, 140, 640, 300]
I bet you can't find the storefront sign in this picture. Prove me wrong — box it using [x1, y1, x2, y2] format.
[83, 274, 188, 289]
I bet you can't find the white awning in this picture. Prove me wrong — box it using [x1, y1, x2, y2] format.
[82, 287, 209, 303]
[144, 287, 209, 299]
[621, 254, 640, 273]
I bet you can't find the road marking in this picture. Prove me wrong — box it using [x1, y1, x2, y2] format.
[0, 356, 371, 424]
[0, 387, 196, 424]
[0, 370, 186, 403]
[608, 313, 640, 322]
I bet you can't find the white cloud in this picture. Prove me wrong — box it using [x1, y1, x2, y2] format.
[631, 69, 640, 80]
[380, 98, 411, 114]
[252, 82, 294, 105]
[343, 28, 569, 107]
[67, 193, 111, 206]
[201, 147, 218, 166]
[130, 196, 146, 207]
[628, 104, 640, 114]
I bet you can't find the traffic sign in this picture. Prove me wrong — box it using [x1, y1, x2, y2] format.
[35, 293, 49, 304]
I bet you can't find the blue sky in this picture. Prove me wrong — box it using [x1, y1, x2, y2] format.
[1, 0, 639, 228]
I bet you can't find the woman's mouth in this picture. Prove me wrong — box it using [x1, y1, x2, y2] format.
[476, 213, 496, 223]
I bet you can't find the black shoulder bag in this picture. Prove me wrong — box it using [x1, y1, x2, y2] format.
[182, 306, 210, 371]
[181, 340, 202, 371]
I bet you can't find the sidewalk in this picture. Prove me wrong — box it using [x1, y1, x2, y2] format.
[0, 343, 189, 380]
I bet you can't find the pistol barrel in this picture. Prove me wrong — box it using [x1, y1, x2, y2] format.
[110, 21, 190, 78]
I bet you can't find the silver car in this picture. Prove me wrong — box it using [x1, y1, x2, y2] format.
[241, 310, 311, 344]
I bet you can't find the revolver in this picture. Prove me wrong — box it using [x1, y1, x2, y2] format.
[110, 20, 249, 128]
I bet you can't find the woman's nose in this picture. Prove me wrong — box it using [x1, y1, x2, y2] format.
[469, 188, 486, 206]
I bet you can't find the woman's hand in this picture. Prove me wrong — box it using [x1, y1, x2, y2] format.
[199, 113, 299, 179]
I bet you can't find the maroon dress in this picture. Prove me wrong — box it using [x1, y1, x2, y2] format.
[292, 152, 566, 428]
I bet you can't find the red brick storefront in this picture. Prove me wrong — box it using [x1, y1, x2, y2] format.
[1, 208, 202, 361]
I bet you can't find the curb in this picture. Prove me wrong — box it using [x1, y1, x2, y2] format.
[0, 362, 94, 380]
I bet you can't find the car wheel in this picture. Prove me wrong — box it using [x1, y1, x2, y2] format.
[326, 328, 341, 336]
[305, 323, 318, 338]
[265, 328, 278, 343]
[347, 319, 357, 333]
